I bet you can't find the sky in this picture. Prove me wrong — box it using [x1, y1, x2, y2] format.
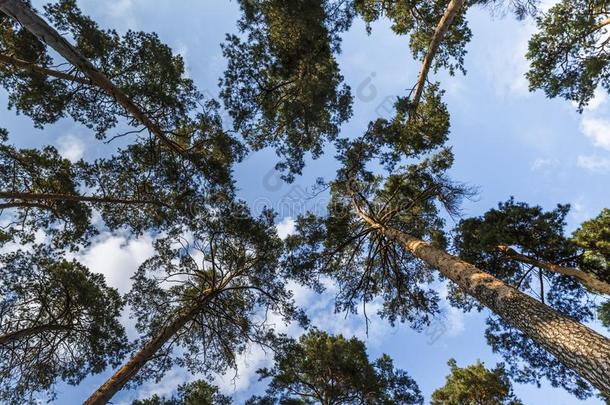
[2, 0, 610, 404]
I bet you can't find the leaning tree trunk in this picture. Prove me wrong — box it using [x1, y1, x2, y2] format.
[410, 0, 465, 111]
[84, 290, 218, 405]
[359, 213, 610, 396]
[0, 0, 183, 155]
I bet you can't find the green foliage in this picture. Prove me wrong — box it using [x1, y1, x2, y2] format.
[0, 126, 240, 249]
[430, 359, 522, 405]
[247, 330, 422, 404]
[125, 204, 305, 386]
[453, 199, 597, 398]
[132, 379, 231, 405]
[0, 0, 199, 138]
[353, 0, 472, 76]
[220, 0, 353, 180]
[572, 208, 610, 282]
[284, 86, 467, 328]
[526, 0, 610, 110]
[0, 246, 127, 404]
[0, 132, 94, 249]
[572, 208, 610, 334]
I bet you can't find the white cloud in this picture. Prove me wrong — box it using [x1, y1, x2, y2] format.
[530, 157, 559, 171]
[77, 233, 155, 294]
[580, 116, 610, 150]
[576, 155, 610, 174]
[101, 0, 136, 24]
[275, 217, 296, 240]
[56, 134, 85, 162]
[215, 345, 270, 395]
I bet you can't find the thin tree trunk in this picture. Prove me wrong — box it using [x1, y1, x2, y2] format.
[0, 0, 184, 156]
[497, 245, 610, 296]
[0, 324, 70, 345]
[84, 289, 218, 405]
[0, 191, 157, 206]
[0, 53, 91, 85]
[410, 0, 465, 111]
[356, 210, 610, 397]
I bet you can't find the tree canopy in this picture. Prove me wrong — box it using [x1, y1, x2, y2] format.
[132, 380, 231, 405]
[247, 330, 423, 405]
[0, 0, 610, 403]
[430, 359, 522, 405]
[0, 246, 126, 403]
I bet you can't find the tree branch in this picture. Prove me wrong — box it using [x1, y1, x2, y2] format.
[0, 191, 160, 206]
[0, 0, 186, 156]
[496, 245, 610, 295]
[0, 53, 91, 85]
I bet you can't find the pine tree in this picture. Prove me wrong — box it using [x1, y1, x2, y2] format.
[246, 330, 422, 405]
[0, 246, 127, 404]
[220, 0, 353, 180]
[453, 201, 610, 398]
[131, 379, 231, 405]
[284, 86, 610, 397]
[431, 359, 522, 405]
[85, 205, 304, 404]
[527, 0, 610, 110]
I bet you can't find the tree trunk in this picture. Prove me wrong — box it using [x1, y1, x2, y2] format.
[410, 0, 465, 111]
[357, 211, 610, 396]
[0, 324, 69, 345]
[84, 290, 217, 405]
[0, 0, 184, 156]
[497, 245, 610, 296]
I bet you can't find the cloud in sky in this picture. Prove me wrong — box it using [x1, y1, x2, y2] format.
[77, 232, 155, 295]
[576, 155, 610, 174]
[56, 134, 85, 163]
[580, 116, 610, 151]
[275, 217, 296, 240]
[530, 157, 559, 172]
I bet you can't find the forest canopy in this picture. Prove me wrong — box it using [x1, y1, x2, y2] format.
[0, 0, 609, 404]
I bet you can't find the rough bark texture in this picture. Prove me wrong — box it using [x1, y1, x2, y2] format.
[410, 0, 465, 110]
[385, 227, 610, 397]
[356, 209, 610, 396]
[497, 245, 610, 296]
[84, 290, 217, 405]
[0, 0, 184, 155]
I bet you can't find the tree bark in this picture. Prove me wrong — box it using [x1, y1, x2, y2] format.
[84, 288, 218, 405]
[0, 324, 70, 346]
[497, 245, 610, 296]
[0, 0, 184, 156]
[356, 210, 610, 397]
[410, 0, 465, 111]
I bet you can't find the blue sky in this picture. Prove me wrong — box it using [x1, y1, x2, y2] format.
[2, 1, 610, 404]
